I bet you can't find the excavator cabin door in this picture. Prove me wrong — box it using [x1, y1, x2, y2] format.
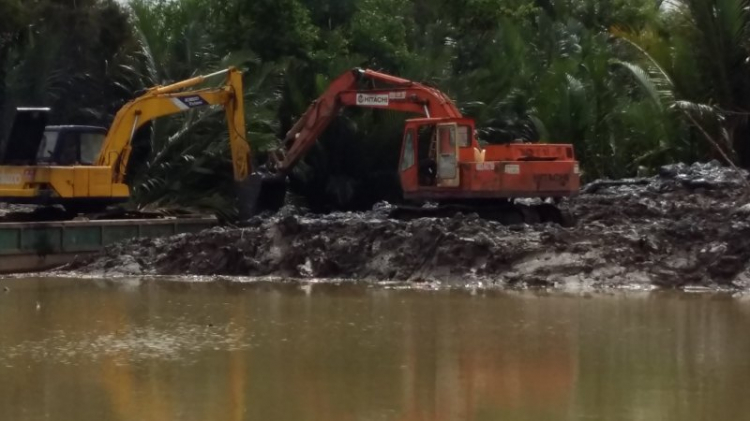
[398, 128, 419, 192]
[436, 123, 460, 187]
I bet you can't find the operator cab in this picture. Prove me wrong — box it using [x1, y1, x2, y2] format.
[400, 117, 477, 190]
[36, 126, 107, 166]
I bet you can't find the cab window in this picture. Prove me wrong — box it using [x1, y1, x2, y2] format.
[36, 131, 59, 163]
[57, 134, 79, 165]
[80, 132, 104, 164]
[457, 125, 470, 147]
[36, 130, 104, 165]
[401, 130, 415, 171]
[438, 125, 455, 151]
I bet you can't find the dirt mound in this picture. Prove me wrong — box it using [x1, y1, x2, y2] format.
[60, 161, 750, 290]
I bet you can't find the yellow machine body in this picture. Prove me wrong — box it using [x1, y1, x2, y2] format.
[0, 165, 128, 201]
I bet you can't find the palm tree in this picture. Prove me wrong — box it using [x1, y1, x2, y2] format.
[124, 0, 285, 218]
[616, 0, 750, 166]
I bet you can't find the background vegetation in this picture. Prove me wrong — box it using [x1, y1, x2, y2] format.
[1, 0, 748, 214]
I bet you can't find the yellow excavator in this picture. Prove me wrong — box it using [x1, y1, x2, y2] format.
[0, 67, 254, 216]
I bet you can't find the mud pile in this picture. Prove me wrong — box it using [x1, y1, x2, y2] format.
[62, 161, 750, 290]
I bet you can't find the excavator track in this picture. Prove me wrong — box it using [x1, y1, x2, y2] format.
[388, 201, 575, 227]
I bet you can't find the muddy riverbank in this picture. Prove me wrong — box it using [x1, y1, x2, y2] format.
[58, 161, 750, 291]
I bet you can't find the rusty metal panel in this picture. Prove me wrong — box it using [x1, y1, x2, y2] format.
[20, 227, 62, 254]
[102, 225, 139, 245]
[0, 217, 216, 272]
[0, 228, 21, 255]
[62, 226, 102, 252]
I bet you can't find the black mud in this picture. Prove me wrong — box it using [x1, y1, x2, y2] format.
[59, 162, 750, 291]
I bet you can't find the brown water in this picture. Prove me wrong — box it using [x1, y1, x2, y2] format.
[0, 278, 749, 421]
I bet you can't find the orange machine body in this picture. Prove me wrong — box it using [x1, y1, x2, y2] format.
[398, 117, 579, 201]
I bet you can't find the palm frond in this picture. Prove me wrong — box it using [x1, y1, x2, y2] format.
[672, 100, 721, 119]
[611, 59, 670, 109]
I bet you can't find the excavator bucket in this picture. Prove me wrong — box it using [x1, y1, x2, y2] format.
[235, 173, 288, 221]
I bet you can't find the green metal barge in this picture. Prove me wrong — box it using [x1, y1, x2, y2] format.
[0, 217, 216, 273]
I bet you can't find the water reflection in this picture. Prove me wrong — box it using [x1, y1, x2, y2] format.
[0, 278, 748, 421]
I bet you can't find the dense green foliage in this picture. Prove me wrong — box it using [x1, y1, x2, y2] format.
[1, 0, 748, 214]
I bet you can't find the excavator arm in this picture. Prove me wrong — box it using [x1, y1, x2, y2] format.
[268, 68, 463, 173]
[96, 67, 250, 184]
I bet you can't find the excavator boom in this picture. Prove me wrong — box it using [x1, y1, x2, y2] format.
[270, 68, 462, 173]
[98, 67, 250, 183]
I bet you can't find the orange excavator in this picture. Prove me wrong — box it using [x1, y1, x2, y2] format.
[249, 68, 580, 224]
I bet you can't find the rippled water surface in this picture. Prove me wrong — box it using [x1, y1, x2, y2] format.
[1, 277, 749, 421]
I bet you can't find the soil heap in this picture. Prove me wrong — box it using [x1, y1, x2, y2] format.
[61, 161, 750, 290]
